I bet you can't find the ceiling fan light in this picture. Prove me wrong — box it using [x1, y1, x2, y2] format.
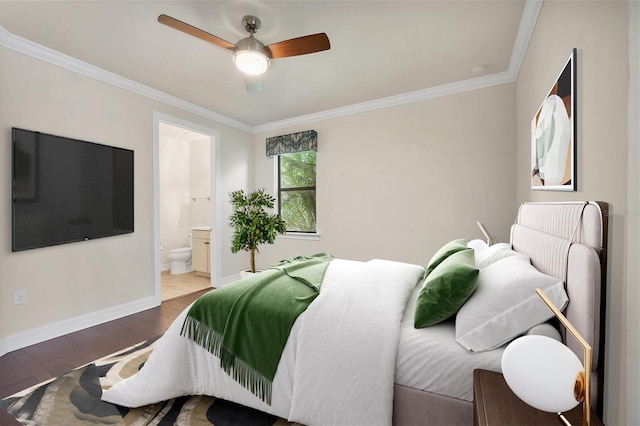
[233, 50, 270, 76]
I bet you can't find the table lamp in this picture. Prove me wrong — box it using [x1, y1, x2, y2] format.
[501, 288, 591, 426]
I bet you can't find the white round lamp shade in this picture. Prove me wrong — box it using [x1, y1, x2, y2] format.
[502, 335, 584, 413]
[233, 50, 270, 75]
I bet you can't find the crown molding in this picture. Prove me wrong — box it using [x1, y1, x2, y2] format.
[0, 25, 253, 133]
[253, 0, 542, 133]
[0, 0, 541, 134]
[251, 70, 514, 134]
[508, 0, 543, 78]
[0, 25, 10, 46]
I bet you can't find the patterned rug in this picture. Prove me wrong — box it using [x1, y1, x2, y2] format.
[0, 336, 295, 425]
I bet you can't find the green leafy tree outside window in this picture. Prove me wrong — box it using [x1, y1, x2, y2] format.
[279, 151, 316, 232]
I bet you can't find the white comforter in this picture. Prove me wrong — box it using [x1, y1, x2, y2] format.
[102, 258, 425, 425]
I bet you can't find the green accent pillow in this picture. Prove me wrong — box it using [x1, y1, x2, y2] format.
[425, 239, 469, 277]
[414, 249, 479, 328]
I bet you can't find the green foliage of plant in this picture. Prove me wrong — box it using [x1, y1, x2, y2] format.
[229, 188, 287, 273]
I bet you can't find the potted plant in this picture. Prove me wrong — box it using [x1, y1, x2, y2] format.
[229, 188, 287, 275]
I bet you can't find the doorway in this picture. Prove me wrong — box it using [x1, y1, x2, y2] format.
[153, 112, 222, 304]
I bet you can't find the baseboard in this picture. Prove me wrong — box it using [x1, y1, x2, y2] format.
[217, 274, 241, 287]
[0, 275, 241, 356]
[0, 295, 158, 356]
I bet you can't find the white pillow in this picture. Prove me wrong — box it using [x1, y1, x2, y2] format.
[468, 239, 488, 252]
[455, 256, 568, 352]
[474, 243, 530, 269]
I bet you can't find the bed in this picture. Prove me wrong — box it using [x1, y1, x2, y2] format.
[102, 201, 608, 425]
[393, 201, 608, 425]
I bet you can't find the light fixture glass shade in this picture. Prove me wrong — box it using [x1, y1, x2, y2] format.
[233, 50, 270, 76]
[502, 335, 584, 413]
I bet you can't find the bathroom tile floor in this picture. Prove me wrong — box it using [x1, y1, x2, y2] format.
[161, 270, 212, 301]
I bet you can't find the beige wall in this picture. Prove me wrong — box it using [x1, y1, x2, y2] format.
[515, 1, 631, 424]
[626, 3, 639, 424]
[253, 83, 517, 269]
[0, 46, 252, 349]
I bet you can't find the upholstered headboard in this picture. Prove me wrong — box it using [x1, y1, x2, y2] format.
[510, 201, 608, 415]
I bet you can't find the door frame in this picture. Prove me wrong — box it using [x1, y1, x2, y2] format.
[152, 111, 222, 303]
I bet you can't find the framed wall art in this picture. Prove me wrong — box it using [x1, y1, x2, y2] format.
[531, 48, 577, 191]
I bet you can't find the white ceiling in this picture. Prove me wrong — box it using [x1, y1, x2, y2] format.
[0, 1, 536, 130]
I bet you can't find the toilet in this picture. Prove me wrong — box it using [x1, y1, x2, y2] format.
[168, 247, 192, 275]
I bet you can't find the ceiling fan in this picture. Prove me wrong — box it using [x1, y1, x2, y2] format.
[158, 14, 330, 92]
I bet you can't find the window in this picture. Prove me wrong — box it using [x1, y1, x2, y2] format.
[278, 151, 316, 233]
[267, 129, 318, 234]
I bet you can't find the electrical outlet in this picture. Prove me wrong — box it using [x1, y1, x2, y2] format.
[14, 290, 27, 305]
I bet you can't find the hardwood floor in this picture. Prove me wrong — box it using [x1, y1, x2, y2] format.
[0, 288, 210, 423]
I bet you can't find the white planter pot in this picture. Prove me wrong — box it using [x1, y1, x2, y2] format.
[239, 269, 266, 280]
[239, 270, 254, 280]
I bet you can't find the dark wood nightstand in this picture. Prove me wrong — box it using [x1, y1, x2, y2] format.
[473, 369, 603, 426]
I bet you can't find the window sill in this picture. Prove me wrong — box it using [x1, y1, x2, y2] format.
[278, 232, 321, 241]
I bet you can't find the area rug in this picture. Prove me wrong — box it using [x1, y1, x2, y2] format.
[0, 336, 296, 425]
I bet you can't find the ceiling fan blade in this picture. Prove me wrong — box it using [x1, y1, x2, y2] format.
[158, 14, 236, 51]
[245, 75, 263, 93]
[267, 33, 330, 59]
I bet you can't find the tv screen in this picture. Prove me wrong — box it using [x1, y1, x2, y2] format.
[12, 128, 134, 251]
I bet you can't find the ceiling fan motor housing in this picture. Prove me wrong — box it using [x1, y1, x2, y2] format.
[234, 36, 272, 59]
[242, 15, 261, 34]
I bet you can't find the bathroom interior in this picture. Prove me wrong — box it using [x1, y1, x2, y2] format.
[159, 122, 213, 301]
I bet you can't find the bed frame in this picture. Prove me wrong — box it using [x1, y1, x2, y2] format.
[393, 201, 608, 425]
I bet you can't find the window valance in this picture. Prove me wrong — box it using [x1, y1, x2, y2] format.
[266, 130, 317, 157]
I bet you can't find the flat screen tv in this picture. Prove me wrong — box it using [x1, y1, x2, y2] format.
[12, 128, 134, 252]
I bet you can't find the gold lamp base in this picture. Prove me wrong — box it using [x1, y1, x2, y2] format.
[535, 288, 591, 426]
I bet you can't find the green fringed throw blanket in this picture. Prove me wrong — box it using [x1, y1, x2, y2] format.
[180, 253, 332, 405]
